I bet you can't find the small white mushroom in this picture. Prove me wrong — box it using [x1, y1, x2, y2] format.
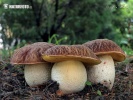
[83, 39, 126, 90]
[86, 55, 115, 90]
[10, 42, 54, 86]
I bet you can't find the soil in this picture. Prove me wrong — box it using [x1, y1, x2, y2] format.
[0, 58, 133, 100]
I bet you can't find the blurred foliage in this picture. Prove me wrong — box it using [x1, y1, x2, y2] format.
[122, 46, 133, 55]
[0, 0, 133, 57]
[60, 0, 115, 43]
[112, 0, 133, 48]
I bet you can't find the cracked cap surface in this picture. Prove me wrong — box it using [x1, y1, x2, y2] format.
[10, 42, 55, 65]
[83, 39, 126, 62]
[42, 45, 101, 65]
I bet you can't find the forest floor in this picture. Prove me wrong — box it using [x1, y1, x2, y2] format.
[0, 57, 133, 100]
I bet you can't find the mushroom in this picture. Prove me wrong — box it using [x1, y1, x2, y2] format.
[42, 45, 101, 95]
[10, 42, 55, 86]
[83, 39, 126, 90]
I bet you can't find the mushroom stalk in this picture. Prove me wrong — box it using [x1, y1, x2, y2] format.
[52, 60, 87, 94]
[24, 63, 52, 86]
[86, 55, 115, 90]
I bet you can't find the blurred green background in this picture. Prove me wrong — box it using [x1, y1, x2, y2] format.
[0, 0, 133, 60]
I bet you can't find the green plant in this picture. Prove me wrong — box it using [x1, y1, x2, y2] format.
[97, 90, 102, 96]
[86, 81, 102, 96]
[122, 46, 133, 56]
[48, 34, 68, 45]
[1, 49, 11, 61]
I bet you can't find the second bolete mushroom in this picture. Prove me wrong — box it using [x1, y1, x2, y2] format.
[42, 45, 101, 95]
[83, 39, 126, 90]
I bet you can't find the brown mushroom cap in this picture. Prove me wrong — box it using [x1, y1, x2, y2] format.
[83, 39, 126, 62]
[10, 42, 55, 65]
[42, 45, 101, 65]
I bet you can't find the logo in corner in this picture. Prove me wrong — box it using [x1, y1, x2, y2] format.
[3, 4, 8, 9]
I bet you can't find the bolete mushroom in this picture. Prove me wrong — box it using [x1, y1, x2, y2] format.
[42, 45, 101, 95]
[83, 39, 126, 90]
[10, 42, 55, 86]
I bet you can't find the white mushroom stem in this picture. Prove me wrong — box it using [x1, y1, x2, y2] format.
[24, 63, 52, 86]
[52, 60, 87, 95]
[86, 55, 115, 90]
